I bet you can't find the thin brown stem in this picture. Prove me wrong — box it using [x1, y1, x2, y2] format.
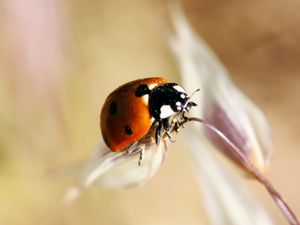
[186, 117, 299, 225]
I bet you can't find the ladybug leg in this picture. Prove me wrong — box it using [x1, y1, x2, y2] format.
[155, 121, 163, 146]
[181, 112, 190, 125]
[126, 141, 139, 154]
[156, 119, 177, 145]
[162, 119, 176, 143]
[138, 147, 145, 166]
[169, 113, 189, 133]
[166, 132, 175, 142]
[126, 142, 145, 166]
[170, 118, 181, 133]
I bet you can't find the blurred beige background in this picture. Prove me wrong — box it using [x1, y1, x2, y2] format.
[0, 0, 299, 225]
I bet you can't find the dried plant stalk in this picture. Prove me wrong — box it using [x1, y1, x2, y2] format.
[186, 117, 299, 225]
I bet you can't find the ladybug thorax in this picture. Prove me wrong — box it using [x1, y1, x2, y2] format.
[148, 83, 188, 119]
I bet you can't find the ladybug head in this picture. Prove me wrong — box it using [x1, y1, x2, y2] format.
[163, 84, 198, 118]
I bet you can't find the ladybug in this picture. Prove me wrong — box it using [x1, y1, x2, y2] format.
[100, 77, 197, 161]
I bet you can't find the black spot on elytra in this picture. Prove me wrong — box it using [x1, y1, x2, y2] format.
[135, 84, 151, 97]
[109, 101, 117, 115]
[124, 125, 133, 135]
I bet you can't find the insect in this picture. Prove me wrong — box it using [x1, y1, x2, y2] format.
[100, 77, 197, 164]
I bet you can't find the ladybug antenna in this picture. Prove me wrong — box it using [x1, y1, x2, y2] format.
[188, 88, 200, 99]
[180, 116, 300, 225]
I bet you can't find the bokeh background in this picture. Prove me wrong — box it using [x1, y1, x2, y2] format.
[0, 0, 300, 225]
